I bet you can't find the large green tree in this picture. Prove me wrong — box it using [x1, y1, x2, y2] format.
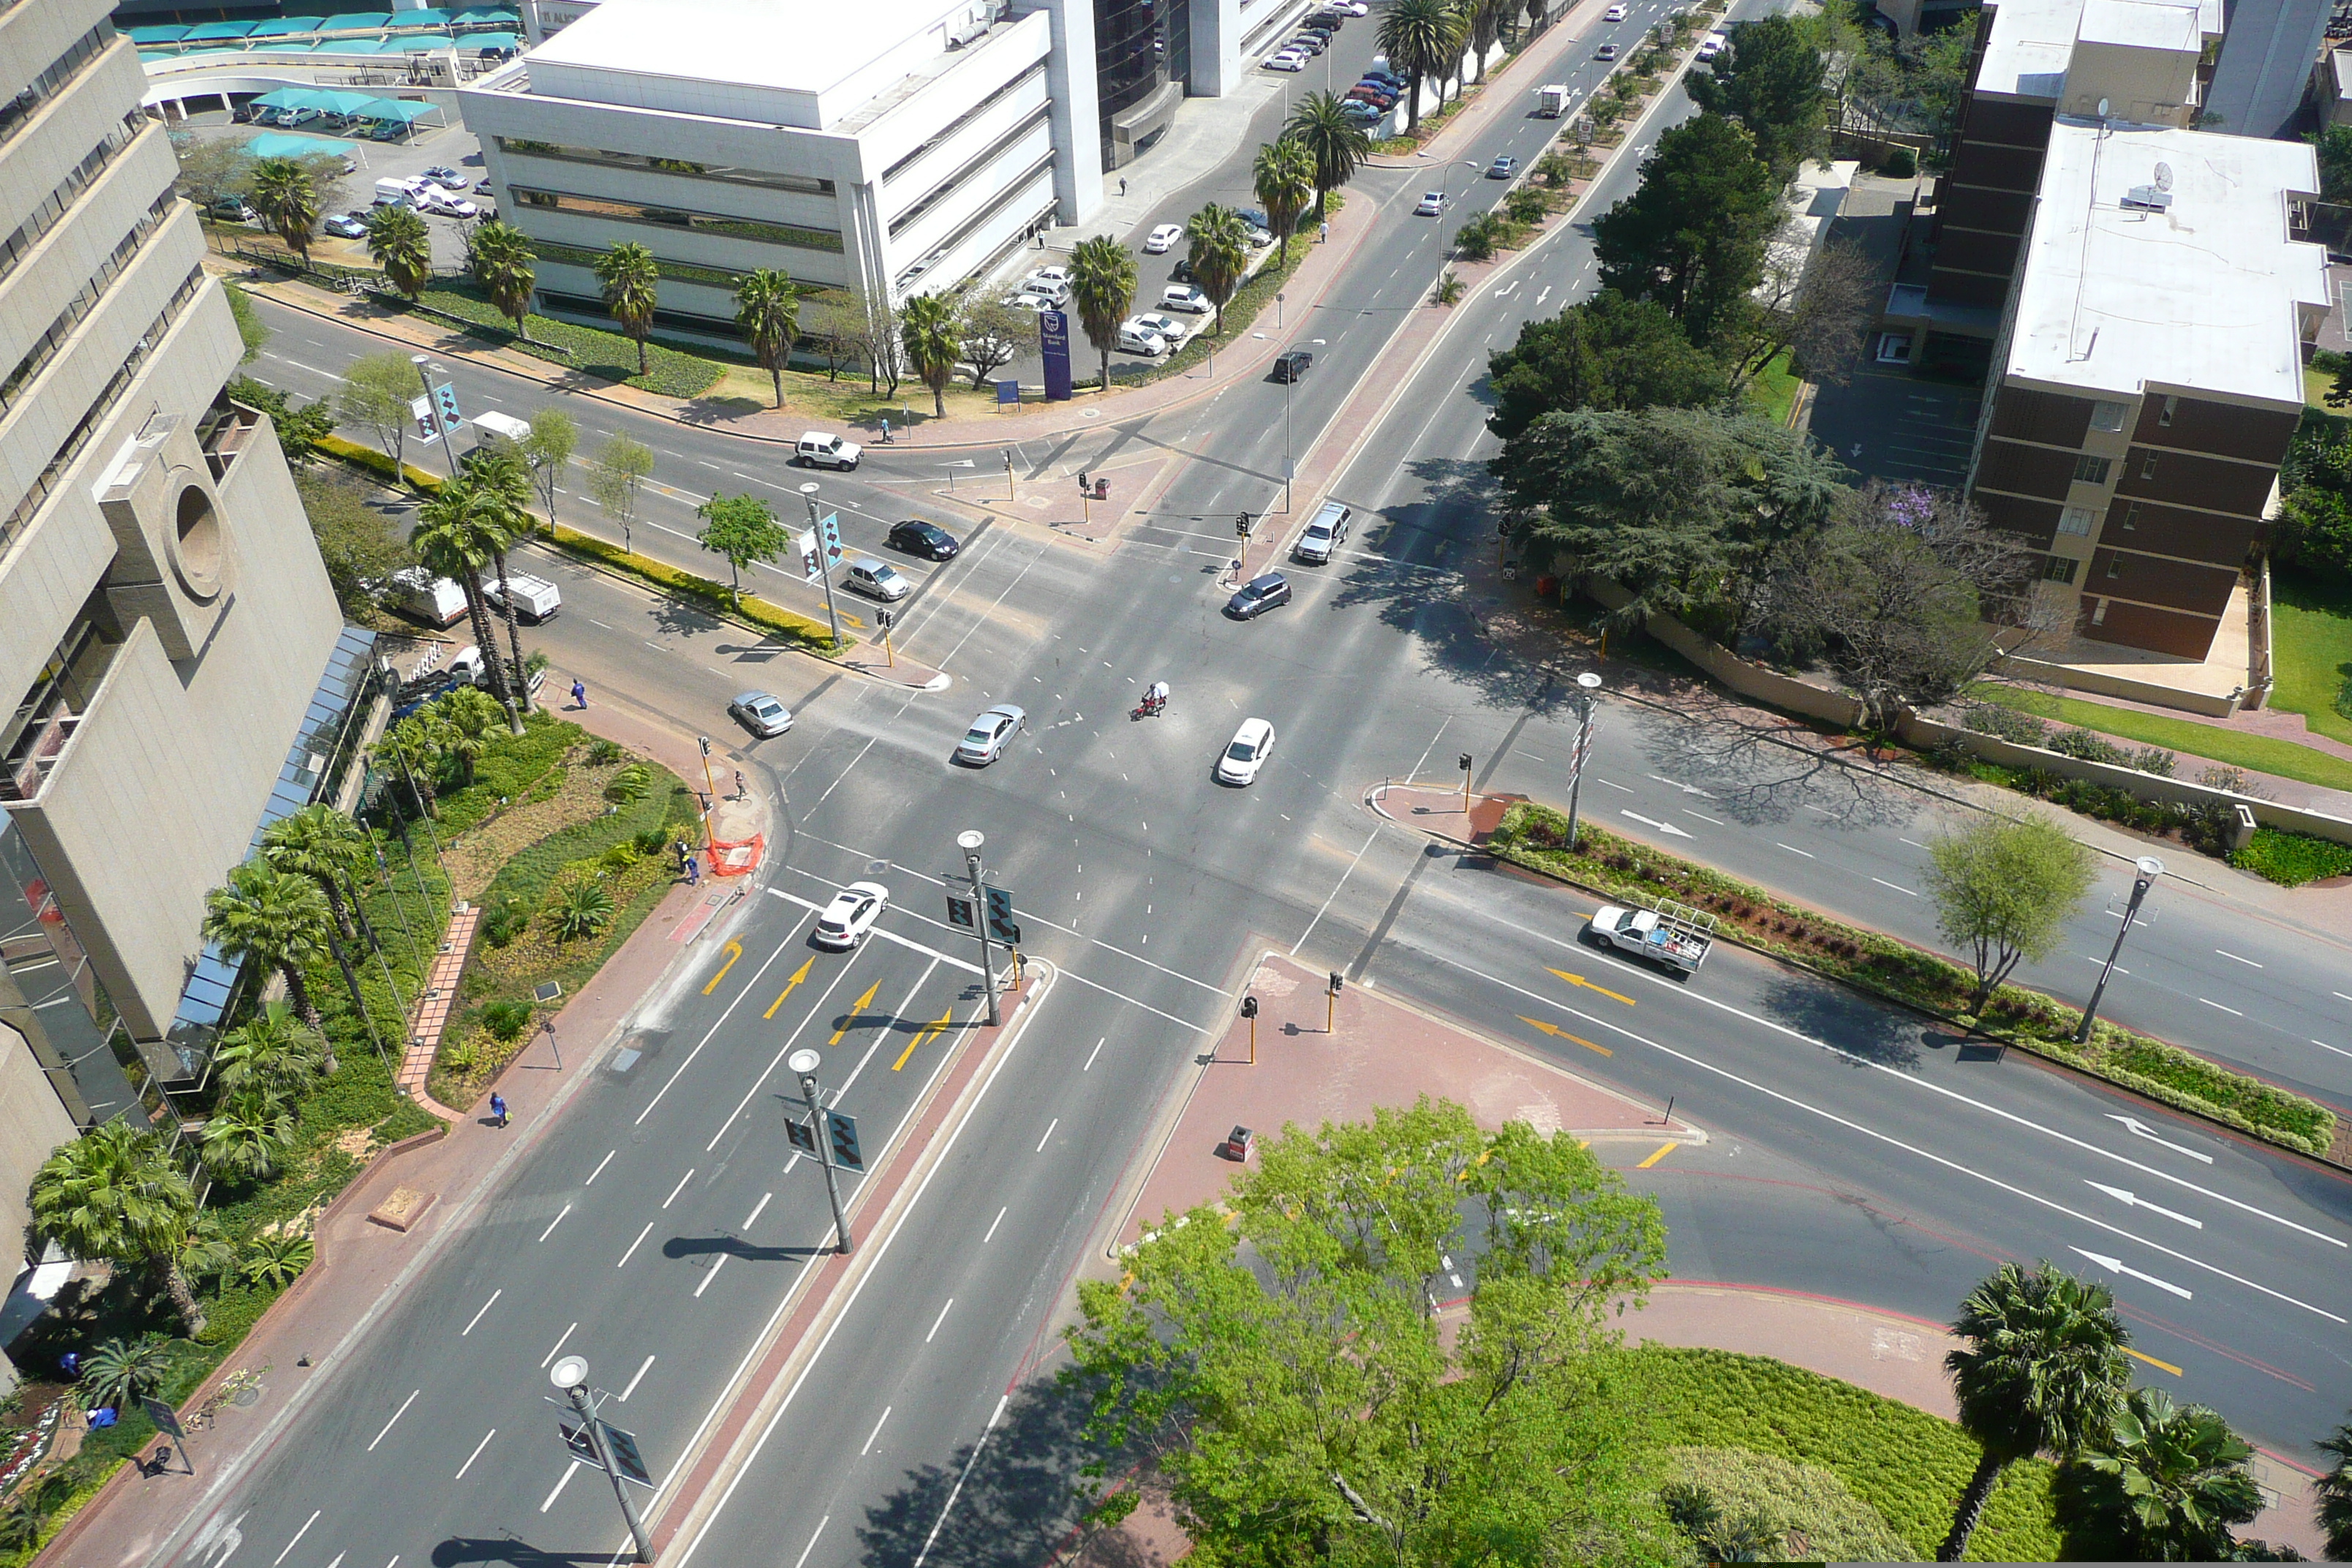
[594, 241, 661, 376]
[364, 204, 432, 301]
[1686, 13, 1829, 183]
[1065, 1099, 1667, 1567]
[334, 350, 421, 476]
[1923, 814, 2095, 1014]
[695, 493, 788, 607]
[1593, 114, 1782, 350]
[1284, 92, 1371, 219]
[202, 861, 337, 1057]
[1378, 0, 1466, 130]
[900, 292, 960, 418]
[734, 267, 801, 409]
[249, 157, 321, 262]
[467, 221, 539, 344]
[1940, 1262, 2131, 1561]
[2054, 1387, 2263, 1561]
[1183, 204, 1251, 336]
[1067, 234, 1138, 392]
[29, 1122, 224, 1335]
[1483, 290, 1730, 441]
[2312, 123, 2352, 203]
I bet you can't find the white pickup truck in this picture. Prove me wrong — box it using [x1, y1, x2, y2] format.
[1587, 897, 1717, 975]
[487, 570, 562, 622]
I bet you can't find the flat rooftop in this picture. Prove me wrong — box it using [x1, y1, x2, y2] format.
[1975, 0, 2215, 100]
[524, 0, 970, 99]
[2005, 120, 2326, 406]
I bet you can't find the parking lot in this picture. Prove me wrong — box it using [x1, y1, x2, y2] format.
[174, 111, 489, 268]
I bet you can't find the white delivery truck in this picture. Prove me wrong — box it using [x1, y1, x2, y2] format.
[373, 176, 425, 208]
[1586, 897, 1716, 975]
[487, 570, 562, 622]
[1538, 83, 1569, 116]
[472, 409, 532, 448]
[389, 567, 468, 628]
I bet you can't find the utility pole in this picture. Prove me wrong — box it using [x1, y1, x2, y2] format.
[549, 1357, 653, 1562]
[799, 482, 844, 649]
[2075, 857, 2163, 1044]
[412, 355, 459, 480]
[788, 1048, 854, 1253]
[1564, 671, 1602, 850]
[959, 829, 1001, 1026]
[696, 735, 718, 855]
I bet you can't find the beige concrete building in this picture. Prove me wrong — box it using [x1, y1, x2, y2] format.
[1, 0, 355, 1218]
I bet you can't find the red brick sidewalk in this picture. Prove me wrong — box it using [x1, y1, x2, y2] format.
[391, 903, 477, 1124]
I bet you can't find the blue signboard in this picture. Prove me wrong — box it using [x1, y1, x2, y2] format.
[1040, 309, 1072, 402]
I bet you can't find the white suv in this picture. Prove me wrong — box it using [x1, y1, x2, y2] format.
[796, 431, 863, 470]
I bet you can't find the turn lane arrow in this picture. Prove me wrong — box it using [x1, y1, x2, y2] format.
[2107, 1115, 2214, 1164]
[2085, 1181, 2202, 1229]
[2070, 1245, 2193, 1300]
[1619, 810, 1693, 839]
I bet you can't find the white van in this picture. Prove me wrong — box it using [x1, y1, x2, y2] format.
[1292, 499, 1351, 564]
[472, 409, 532, 448]
[796, 431, 862, 470]
[389, 567, 467, 627]
[373, 176, 426, 208]
[487, 570, 562, 622]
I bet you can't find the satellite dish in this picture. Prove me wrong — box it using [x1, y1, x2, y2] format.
[2155, 161, 2174, 189]
[2097, 97, 2110, 117]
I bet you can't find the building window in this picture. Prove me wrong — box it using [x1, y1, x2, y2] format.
[888, 111, 1053, 238]
[2089, 400, 2127, 432]
[2105, 556, 2124, 578]
[508, 188, 843, 252]
[1874, 333, 1912, 364]
[2073, 453, 2111, 485]
[2091, 598, 2109, 625]
[881, 64, 1049, 185]
[2140, 451, 2160, 480]
[2122, 502, 2139, 530]
[2057, 507, 2095, 536]
[2159, 394, 2177, 427]
[494, 137, 834, 195]
[2043, 555, 2079, 584]
[0, 24, 118, 151]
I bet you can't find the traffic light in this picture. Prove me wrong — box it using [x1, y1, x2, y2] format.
[984, 884, 1017, 943]
[1240, 995, 1259, 1019]
[1236, 512, 1253, 537]
[1330, 971, 1344, 996]
[1078, 469, 1090, 491]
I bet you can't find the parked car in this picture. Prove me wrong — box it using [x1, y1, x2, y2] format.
[889, 519, 960, 559]
[845, 557, 911, 601]
[955, 704, 1027, 766]
[1161, 283, 1211, 313]
[1170, 255, 1196, 282]
[322, 213, 369, 238]
[209, 198, 257, 222]
[1328, 0, 1368, 14]
[1487, 154, 1518, 178]
[796, 430, 862, 470]
[1596, 41, 1617, 59]
[1349, 83, 1398, 105]
[418, 187, 479, 219]
[1286, 32, 1325, 53]
[1215, 718, 1277, 786]
[1118, 322, 1170, 356]
[1341, 101, 1386, 124]
[1263, 49, 1306, 69]
[424, 165, 464, 184]
[1143, 223, 1184, 253]
[1022, 265, 1071, 291]
[1271, 349, 1313, 382]
[729, 690, 794, 738]
[1017, 276, 1070, 307]
[1131, 310, 1189, 345]
[1225, 572, 1292, 619]
[1364, 66, 1406, 88]
[1414, 191, 1446, 216]
[812, 881, 889, 949]
[475, 175, 498, 192]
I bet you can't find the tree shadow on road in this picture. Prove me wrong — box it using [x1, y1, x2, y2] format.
[1752, 971, 1928, 1071]
[649, 595, 728, 640]
[1632, 687, 1934, 834]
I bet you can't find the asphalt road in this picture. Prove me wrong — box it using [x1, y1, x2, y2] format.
[182, 11, 2352, 1563]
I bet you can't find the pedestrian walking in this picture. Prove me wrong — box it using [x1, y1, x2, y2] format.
[881, 417, 892, 443]
[685, 855, 701, 885]
[571, 679, 587, 709]
[1119, 176, 1128, 196]
[489, 1091, 509, 1128]
[734, 769, 745, 799]
[674, 840, 689, 873]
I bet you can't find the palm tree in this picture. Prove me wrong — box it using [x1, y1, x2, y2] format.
[900, 292, 960, 418]
[1380, 0, 1468, 130]
[262, 804, 380, 1050]
[735, 268, 801, 409]
[467, 220, 538, 344]
[1253, 138, 1317, 260]
[1940, 1262, 2131, 1561]
[1284, 93, 1373, 221]
[437, 687, 505, 784]
[1465, 0, 1506, 82]
[81, 1336, 176, 1411]
[376, 715, 445, 816]
[595, 241, 661, 376]
[2054, 1387, 2261, 1561]
[455, 452, 537, 708]
[413, 480, 524, 733]
[1067, 235, 1139, 392]
[213, 1002, 328, 1107]
[203, 862, 337, 1060]
[2317, 1417, 2352, 1560]
[249, 157, 321, 263]
[200, 1100, 296, 1183]
[28, 1120, 213, 1333]
[1183, 206, 1251, 336]
[366, 205, 432, 301]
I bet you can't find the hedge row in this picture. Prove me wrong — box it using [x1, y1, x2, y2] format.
[1487, 802, 2336, 1157]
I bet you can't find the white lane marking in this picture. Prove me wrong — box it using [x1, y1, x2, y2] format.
[1619, 810, 1692, 839]
[455, 1429, 495, 1480]
[1872, 878, 1917, 896]
[792, 1517, 830, 1568]
[1036, 1118, 1058, 1153]
[2315, 1039, 2352, 1060]
[764, 889, 984, 975]
[461, 1289, 500, 1335]
[983, 1205, 1007, 1243]
[1686, 810, 1725, 826]
[2106, 1115, 2215, 1165]
[586, 1150, 615, 1185]
[744, 1191, 773, 1229]
[272, 1510, 321, 1566]
[1775, 843, 1814, 858]
[1292, 826, 1382, 954]
[620, 1355, 656, 1401]
[695, 1251, 730, 1298]
[1646, 774, 1713, 797]
[2198, 998, 2244, 1017]
[2070, 1245, 2193, 1300]
[913, 1395, 1010, 1568]
[1899, 837, 1928, 849]
[536, 1202, 573, 1243]
[1594, 777, 1635, 792]
[703, 954, 879, 1153]
[539, 1460, 581, 1512]
[636, 924, 814, 1126]
[2216, 950, 2264, 968]
[1534, 285, 1550, 305]
[1083, 1038, 1104, 1071]
[862, 1406, 892, 1455]
[367, 1390, 420, 1452]
[539, 1322, 577, 1369]
[925, 1298, 954, 1343]
[2087, 1181, 2203, 1228]
[663, 1169, 696, 1208]
[2083, 955, 2131, 976]
[618, 1221, 654, 1267]
[2337, 992, 2352, 1003]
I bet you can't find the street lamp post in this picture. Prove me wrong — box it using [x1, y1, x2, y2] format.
[549, 1357, 654, 1563]
[2075, 856, 2163, 1044]
[411, 355, 459, 480]
[788, 1047, 854, 1253]
[1564, 671, 1602, 850]
[799, 481, 845, 649]
[958, 830, 1002, 1026]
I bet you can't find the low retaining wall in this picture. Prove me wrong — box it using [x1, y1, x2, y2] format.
[1585, 577, 1866, 727]
[1991, 650, 2242, 718]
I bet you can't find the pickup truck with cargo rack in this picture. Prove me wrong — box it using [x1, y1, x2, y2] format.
[1586, 897, 1716, 975]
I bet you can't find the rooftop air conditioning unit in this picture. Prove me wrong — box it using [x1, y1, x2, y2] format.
[2121, 184, 2172, 212]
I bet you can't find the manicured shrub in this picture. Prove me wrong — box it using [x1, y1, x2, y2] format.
[2230, 826, 2352, 886]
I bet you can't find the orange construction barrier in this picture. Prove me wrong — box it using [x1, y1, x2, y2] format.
[708, 834, 764, 877]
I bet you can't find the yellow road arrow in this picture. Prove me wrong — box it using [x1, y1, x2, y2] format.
[702, 939, 743, 995]
[1517, 1015, 1612, 1056]
[763, 957, 813, 1019]
[1548, 968, 1635, 1008]
[892, 1009, 957, 1071]
[828, 980, 882, 1045]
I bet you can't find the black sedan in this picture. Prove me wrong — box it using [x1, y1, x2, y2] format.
[1226, 572, 1292, 619]
[1272, 350, 1313, 382]
[889, 519, 960, 559]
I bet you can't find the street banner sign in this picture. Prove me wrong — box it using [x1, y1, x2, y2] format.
[410, 394, 440, 441]
[828, 1109, 863, 1170]
[946, 893, 976, 930]
[785, 1114, 816, 1154]
[819, 510, 843, 567]
[1040, 309, 1072, 402]
[431, 381, 464, 431]
[600, 1422, 653, 1488]
[797, 527, 820, 581]
[984, 886, 1017, 943]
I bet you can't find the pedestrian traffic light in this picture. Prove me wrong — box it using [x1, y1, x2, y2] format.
[1078, 469, 1090, 491]
[1236, 512, 1253, 537]
[984, 884, 1017, 943]
[1240, 995, 1259, 1019]
[1330, 971, 1344, 996]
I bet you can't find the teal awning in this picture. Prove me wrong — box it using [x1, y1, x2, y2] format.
[319, 11, 396, 31]
[358, 97, 441, 121]
[127, 24, 192, 42]
[247, 132, 359, 159]
[451, 7, 519, 22]
[183, 20, 263, 39]
[456, 30, 519, 50]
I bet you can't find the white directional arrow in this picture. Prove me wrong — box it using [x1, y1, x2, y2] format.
[1618, 810, 1694, 839]
[2070, 1245, 2193, 1300]
[2107, 1115, 2214, 1164]
[2086, 1182, 2203, 1229]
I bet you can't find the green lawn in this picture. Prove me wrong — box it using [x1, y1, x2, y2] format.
[1746, 347, 1800, 427]
[1973, 683, 2352, 794]
[2270, 570, 2352, 747]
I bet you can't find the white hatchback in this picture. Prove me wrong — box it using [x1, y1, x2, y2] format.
[1264, 49, 1306, 70]
[1215, 718, 1276, 787]
[813, 881, 889, 949]
[1143, 223, 1184, 253]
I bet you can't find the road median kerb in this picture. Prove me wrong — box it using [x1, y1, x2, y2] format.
[651, 959, 1060, 1558]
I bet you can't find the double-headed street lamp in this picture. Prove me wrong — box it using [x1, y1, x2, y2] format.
[1563, 671, 1603, 849]
[2076, 856, 2163, 1044]
[799, 480, 845, 649]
